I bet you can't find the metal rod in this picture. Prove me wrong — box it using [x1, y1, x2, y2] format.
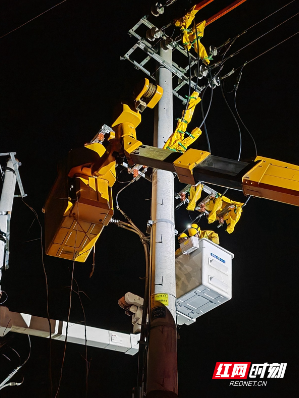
[0, 159, 18, 291]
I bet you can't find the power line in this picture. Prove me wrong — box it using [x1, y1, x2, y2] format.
[242, 0, 296, 33]
[217, 0, 296, 50]
[245, 30, 299, 65]
[0, 0, 67, 40]
[213, 11, 299, 70]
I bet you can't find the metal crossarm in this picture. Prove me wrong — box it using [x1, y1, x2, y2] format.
[122, 17, 205, 104]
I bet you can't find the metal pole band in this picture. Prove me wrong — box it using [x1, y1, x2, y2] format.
[152, 219, 175, 227]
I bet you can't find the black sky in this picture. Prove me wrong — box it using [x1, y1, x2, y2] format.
[0, 0, 299, 397]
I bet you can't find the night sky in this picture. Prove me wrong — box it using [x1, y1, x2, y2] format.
[0, 0, 299, 397]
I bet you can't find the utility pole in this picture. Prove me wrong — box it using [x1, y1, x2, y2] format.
[0, 158, 18, 294]
[147, 45, 178, 398]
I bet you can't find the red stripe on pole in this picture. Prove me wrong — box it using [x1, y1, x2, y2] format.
[206, 0, 247, 26]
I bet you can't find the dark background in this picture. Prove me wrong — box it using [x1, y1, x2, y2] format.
[0, 0, 298, 397]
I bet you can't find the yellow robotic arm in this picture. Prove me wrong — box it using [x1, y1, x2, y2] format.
[44, 79, 162, 262]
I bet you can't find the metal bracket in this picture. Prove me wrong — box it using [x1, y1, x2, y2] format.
[122, 17, 206, 104]
[0, 152, 27, 198]
[4, 213, 10, 269]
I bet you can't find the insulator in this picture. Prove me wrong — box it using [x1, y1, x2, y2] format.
[146, 27, 162, 41]
[151, 2, 164, 17]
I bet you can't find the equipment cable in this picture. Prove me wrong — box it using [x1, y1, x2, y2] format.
[0, 334, 31, 391]
[73, 279, 89, 398]
[242, 195, 252, 207]
[55, 191, 80, 398]
[181, 47, 193, 121]
[0, 290, 8, 304]
[54, 261, 75, 398]
[21, 199, 53, 397]
[114, 181, 150, 394]
[194, 17, 212, 153]
[220, 81, 242, 161]
[199, 70, 213, 131]
[220, 31, 299, 160]
[233, 65, 258, 159]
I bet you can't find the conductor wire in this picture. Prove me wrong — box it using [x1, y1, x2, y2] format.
[0, 0, 67, 40]
[212, 12, 299, 70]
[217, 0, 296, 51]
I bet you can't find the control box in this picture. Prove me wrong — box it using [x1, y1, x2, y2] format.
[175, 238, 234, 325]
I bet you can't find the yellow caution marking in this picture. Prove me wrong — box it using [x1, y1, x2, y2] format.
[151, 293, 169, 306]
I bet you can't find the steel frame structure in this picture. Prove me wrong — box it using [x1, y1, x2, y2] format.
[121, 17, 205, 104]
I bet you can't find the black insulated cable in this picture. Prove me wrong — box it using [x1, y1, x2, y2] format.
[233, 65, 258, 159]
[220, 81, 242, 161]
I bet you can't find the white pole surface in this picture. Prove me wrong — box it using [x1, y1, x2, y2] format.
[0, 159, 17, 290]
[151, 46, 176, 319]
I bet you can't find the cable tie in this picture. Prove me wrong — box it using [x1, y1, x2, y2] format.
[184, 132, 195, 138]
[178, 142, 187, 150]
[166, 147, 177, 152]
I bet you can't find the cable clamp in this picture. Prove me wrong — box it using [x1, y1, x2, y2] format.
[0, 230, 6, 244]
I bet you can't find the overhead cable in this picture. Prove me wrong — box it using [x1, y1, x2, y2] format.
[243, 0, 296, 31]
[164, 0, 295, 52]
[217, 0, 296, 50]
[222, 30, 299, 79]
[212, 12, 299, 70]
[242, 30, 299, 66]
[0, 0, 67, 40]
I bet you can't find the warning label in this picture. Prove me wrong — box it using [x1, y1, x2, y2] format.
[151, 293, 169, 306]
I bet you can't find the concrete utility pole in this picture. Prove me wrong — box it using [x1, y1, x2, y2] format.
[0, 158, 18, 293]
[147, 45, 178, 398]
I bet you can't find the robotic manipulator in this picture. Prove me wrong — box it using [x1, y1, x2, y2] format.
[44, 79, 299, 263]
